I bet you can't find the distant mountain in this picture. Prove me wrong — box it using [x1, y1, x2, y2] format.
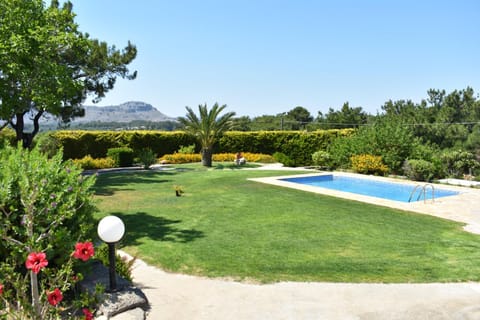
[77, 101, 177, 123]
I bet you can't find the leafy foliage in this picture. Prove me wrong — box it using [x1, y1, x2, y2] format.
[316, 102, 369, 129]
[72, 155, 116, 170]
[160, 153, 201, 164]
[159, 152, 274, 164]
[219, 130, 353, 167]
[0, 0, 137, 147]
[350, 154, 389, 175]
[95, 244, 136, 282]
[0, 144, 97, 318]
[273, 152, 295, 167]
[34, 132, 62, 158]
[311, 150, 332, 169]
[328, 121, 416, 173]
[177, 144, 197, 154]
[440, 149, 479, 178]
[402, 159, 436, 182]
[136, 148, 157, 169]
[53, 130, 195, 160]
[107, 147, 134, 167]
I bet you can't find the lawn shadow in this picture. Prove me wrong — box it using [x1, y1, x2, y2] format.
[111, 211, 205, 246]
[93, 170, 178, 196]
[213, 163, 261, 170]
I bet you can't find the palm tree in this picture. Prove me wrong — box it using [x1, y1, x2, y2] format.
[179, 103, 236, 167]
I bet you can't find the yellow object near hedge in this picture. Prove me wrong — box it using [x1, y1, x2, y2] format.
[159, 152, 275, 164]
[350, 154, 389, 176]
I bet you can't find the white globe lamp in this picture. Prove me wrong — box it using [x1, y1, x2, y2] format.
[97, 215, 125, 244]
[97, 215, 125, 291]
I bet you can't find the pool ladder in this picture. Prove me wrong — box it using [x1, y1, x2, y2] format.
[408, 184, 435, 203]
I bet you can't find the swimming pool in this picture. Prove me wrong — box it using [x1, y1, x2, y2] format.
[280, 174, 459, 203]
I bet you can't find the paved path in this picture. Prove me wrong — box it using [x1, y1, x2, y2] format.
[123, 253, 480, 320]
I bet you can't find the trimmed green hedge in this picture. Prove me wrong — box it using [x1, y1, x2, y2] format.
[52, 129, 354, 166]
[52, 131, 196, 160]
[219, 130, 354, 166]
[107, 147, 135, 167]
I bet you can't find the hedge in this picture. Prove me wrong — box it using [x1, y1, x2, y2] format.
[219, 130, 354, 166]
[52, 131, 196, 160]
[51, 129, 354, 166]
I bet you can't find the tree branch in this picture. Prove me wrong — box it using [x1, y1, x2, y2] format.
[32, 109, 44, 137]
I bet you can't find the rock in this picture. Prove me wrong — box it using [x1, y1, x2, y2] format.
[98, 287, 148, 318]
[110, 307, 146, 320]
[78, 261, 149, 319]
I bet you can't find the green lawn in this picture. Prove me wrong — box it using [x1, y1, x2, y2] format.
[93, 163, 480, 283]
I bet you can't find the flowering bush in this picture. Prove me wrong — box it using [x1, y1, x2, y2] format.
[26, 252, 49, 274]
[350, 154, 389, 176]
[0, 145, 99, 319]
[159, 153, 201, 164]
[46, 288, 63, 306]
[83, 308, 94, 320]
[73, 242, 95, 262]
[159, 152, 275, 164]
[72, 155, 117, 169]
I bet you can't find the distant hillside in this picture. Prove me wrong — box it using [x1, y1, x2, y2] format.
[78, 101, 177, 123]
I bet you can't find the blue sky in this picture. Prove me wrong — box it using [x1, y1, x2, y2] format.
[69, 0, 480, 118]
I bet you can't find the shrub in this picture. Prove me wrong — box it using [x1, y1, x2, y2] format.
[159, 152, 275, 164]
[328, 121, 416, 173]
[160, 153, 201, 164]
[0, 145, 97, 318]
[177, 144, 197, 154]
[137, 148, 158, 169]
[350, 154, 389, 175]
[107, 147, 135, 167]
[242, 152, 275, 163]
[34, 132, 62, 158]
[440, 149, 479, 178]
[72, 155, 116, 169]
[273, 152, 296, 167]
[95, 244, 136, 282]
[212, 153, 236, 162]
[402, 159, 436, 181]
[312, 150, 332, 169]
[0, 128, 16, 148]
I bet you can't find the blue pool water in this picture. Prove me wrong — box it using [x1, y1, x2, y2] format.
[280, 175, 459, 203]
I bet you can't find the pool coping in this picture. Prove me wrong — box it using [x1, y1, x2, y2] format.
[249, 171, 480, 234]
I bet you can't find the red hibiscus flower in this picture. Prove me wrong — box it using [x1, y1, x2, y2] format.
[47, 288, 63, 306]
[73, 242, 95, 262]
[25, 252, 48, 274]
[0, 283, 3, 295]
[82, 308, 94, 320]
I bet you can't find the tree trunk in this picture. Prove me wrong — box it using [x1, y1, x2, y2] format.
[12, 110, 44, 149]
[201, 148, 213, 167]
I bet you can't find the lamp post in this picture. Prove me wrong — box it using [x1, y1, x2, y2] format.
[97, 215, 125, 292]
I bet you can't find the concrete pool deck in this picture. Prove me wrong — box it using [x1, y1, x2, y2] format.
[249, 171, 480, 235]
